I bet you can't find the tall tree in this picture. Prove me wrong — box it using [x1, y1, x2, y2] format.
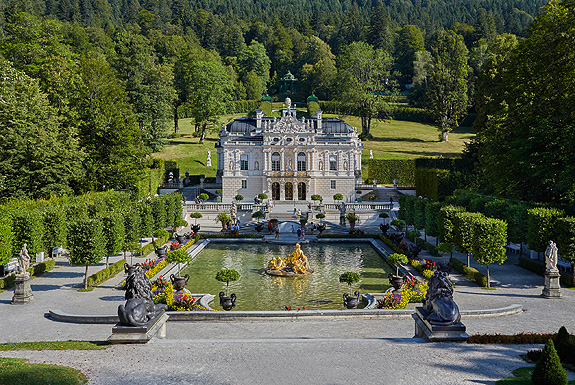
[336, 41, 394, 138]
[184, 60, 233, 142]
[113, 31, 176, 152]
[0, 59, 83, 200]
[394, 25, 425, 85]
[367, 0, 393, 53]
[75, 53, 149, 192]
[426, 30, 469, 142]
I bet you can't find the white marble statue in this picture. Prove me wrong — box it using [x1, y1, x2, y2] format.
[545, 240, 559, 272]
[18, 243, 31, 276]
[369, 150, 373, 159]
[206, 150, 212, 167]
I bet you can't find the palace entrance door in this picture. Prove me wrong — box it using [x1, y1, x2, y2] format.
[285, 182, 293, 200]
[298, 182, 306, 200]
[272, 182, 280, 201]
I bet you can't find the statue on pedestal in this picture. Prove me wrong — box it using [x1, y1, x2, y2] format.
[206, 151, 212, 167]
[542, 240, 562, 298]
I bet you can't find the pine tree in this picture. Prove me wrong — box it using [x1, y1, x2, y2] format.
[531, 339, 568, 385]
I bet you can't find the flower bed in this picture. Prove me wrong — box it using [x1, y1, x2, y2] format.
[376, 279, 428, 309]
[468, 333, 558, 345]
[151, 282, 213, 311]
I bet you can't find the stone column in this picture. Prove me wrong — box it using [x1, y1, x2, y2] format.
[280, 150, 285, 171]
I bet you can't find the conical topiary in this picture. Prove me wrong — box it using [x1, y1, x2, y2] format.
[555, 326, 575, 363]
[531, 339, 568, 385]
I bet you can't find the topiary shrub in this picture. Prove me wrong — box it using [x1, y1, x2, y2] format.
[258, 193, 268, 200]
[387, 253, 408, 276]
[215, 269, 240, 296]
[554, 326, 575, 364]
[234, 194, 244, 202]
[532, 339, 568, 385]
[311, 194, 322, 201]
[339, 271, 362, 295]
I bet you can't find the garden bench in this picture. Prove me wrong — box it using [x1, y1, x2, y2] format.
[4, 258, 19, 275]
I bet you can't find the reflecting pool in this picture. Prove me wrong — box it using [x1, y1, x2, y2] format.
[180, 243, 394, 311]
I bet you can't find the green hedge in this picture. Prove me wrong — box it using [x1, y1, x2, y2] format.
[229, 99, 260, 114]
[199, 233, 265, 239]
[368, 159, 416, 185]
[415, 168, 452, 200]
[392, 106, 434, 123]
[86, 259, 126, 288]
[518, 256, 573, 287]
[0, 259, 56, 290]
[140, 234, 170, 257]
[450, 257, 488, 287]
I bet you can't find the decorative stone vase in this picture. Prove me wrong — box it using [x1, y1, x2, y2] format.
[343, 291, 360, 309]
[219, 292, 236, 311]
[349, 221, 356, 230]
[124, 263, 141, 276]
[155, 246, 167, 257]
[175, 234, 186, 244]
[191, 224, 201, 234]
[254, 223, 264, 233]
[388, 273, 405, 291]
[170, 274, 190, 292]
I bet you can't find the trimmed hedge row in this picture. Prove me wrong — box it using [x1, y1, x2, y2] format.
[450, 257, 488, 287]
[415, 168, 452, 201]
[518, 256, 573, 287]
[86, 259, 126, 288]
[140, 234, 170, 257]
[0, 259, 56, 290]
[392, 106, 434, 123]
[415, 237, 439, 256]
[368, 159, 416, 185]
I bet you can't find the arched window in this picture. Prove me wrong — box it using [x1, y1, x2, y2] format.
[271, 152, 281, 171]
[297, 152, 306, 171]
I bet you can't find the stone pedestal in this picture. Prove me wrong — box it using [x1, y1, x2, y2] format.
[413, 307, 469, 342]
[108, 312, 168, 344]
[12, 274, 34, 304]
[542, 269, 562, 298]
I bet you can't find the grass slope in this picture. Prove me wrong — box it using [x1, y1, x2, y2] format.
[0, 357, 88, 385]
[154, 114, 475, 179]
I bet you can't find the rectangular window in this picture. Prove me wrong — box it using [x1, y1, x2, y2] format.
[329, 155, 337, 171]
[240, 155, 248, 170]
[241, 180, 247, 189]
[331, 180, 336, 189]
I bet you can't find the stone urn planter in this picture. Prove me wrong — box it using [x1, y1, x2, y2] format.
[170, 273, 190, 292]
[254, 223, 264, 233]
[343, 291, 360, 309]
[191, 224, 201, 234]
[219, 292, 236, 311]
[388, 273, 405, 291]
[175, 233, 186, 244]
[155, 246, 167, 257]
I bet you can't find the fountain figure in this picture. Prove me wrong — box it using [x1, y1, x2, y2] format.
[266, 243, 313, 276]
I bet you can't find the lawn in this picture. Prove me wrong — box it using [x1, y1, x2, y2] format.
[153, 112, 475, 180]
[0, 357, 88, 385]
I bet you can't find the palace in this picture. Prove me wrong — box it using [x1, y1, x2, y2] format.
[216, 98, 363, 203]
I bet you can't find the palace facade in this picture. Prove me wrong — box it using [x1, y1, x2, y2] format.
[216, 99, 363, 203]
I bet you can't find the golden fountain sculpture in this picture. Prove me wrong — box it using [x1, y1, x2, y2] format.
[266, 243, 313, 276]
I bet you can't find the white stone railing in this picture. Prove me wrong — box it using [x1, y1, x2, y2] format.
[185, 203, 256, 212]
[323, 203, 392, 211]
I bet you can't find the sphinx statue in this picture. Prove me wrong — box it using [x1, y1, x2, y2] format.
[266, 243, 312, 276]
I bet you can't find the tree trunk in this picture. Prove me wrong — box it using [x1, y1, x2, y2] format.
[200, 123, 207, 143]
[106, 255, 109, 269]
[174, 105, 179, 133]
[486, 264, 490, 288]
[466, 253, 469, 267]
[84, 264, 89, 290]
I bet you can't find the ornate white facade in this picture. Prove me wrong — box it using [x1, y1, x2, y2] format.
[216, 101, 363, 203]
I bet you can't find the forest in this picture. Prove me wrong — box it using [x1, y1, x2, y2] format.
[0, 0, 573, 205]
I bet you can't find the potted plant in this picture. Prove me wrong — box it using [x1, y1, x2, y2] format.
[390, 219, 405, 232]
[215, 213, 232, 230]
[300, 218, 307, 227]
[339, 271, 362, 309]
[252, 211, 265, 233]
[216, 269, 240, 311]
[190, 212, 202, 234]
[166, 249, 191, 292]
[387, 253, 408, 291]
[234, 194, 244, 202]
[316, 213, 325, 223]
[437, 242, 454, 258]
[198, 193, 209, 202]
[258, 193, 268, 201]
[333, 193, 343, 203]
[346, 212, 358, 230]
[311, 194, 322, 202]
[379, 212, 389, 223]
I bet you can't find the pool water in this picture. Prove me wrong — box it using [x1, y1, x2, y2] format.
[180, 243, 394, 311]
